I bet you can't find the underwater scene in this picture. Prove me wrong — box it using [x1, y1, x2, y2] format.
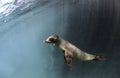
[0, 0, 120, 78]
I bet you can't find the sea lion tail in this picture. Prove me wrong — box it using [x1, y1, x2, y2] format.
[93, 55, 105, 61]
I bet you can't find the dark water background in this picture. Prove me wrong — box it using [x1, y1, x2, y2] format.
[0, 0, 120, 78]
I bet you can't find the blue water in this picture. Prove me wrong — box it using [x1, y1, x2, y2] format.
[0, 0, 120, 78]
[0, 0, 69, 78]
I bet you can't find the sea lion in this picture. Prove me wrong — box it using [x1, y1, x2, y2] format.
[45, 34, 104, 68]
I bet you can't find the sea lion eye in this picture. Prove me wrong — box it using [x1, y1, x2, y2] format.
[49, 38, 55, 42]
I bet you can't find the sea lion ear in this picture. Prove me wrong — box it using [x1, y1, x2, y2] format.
[53, 34, 59, 39]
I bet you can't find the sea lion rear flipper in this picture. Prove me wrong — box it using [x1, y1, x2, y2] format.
[64, 51, 72, 68]
[93, 55, 105, 61]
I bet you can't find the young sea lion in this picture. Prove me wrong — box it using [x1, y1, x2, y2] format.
[45, 34, 104, 68]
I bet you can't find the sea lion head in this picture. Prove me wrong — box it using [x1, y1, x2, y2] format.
[45, 34, 59, 44]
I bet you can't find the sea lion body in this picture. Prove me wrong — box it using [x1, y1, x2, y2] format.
[45, 35, 104, 68]
[55, 37, 95, 61]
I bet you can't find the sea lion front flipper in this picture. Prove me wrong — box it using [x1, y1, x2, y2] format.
[64, 51, 72, 68]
